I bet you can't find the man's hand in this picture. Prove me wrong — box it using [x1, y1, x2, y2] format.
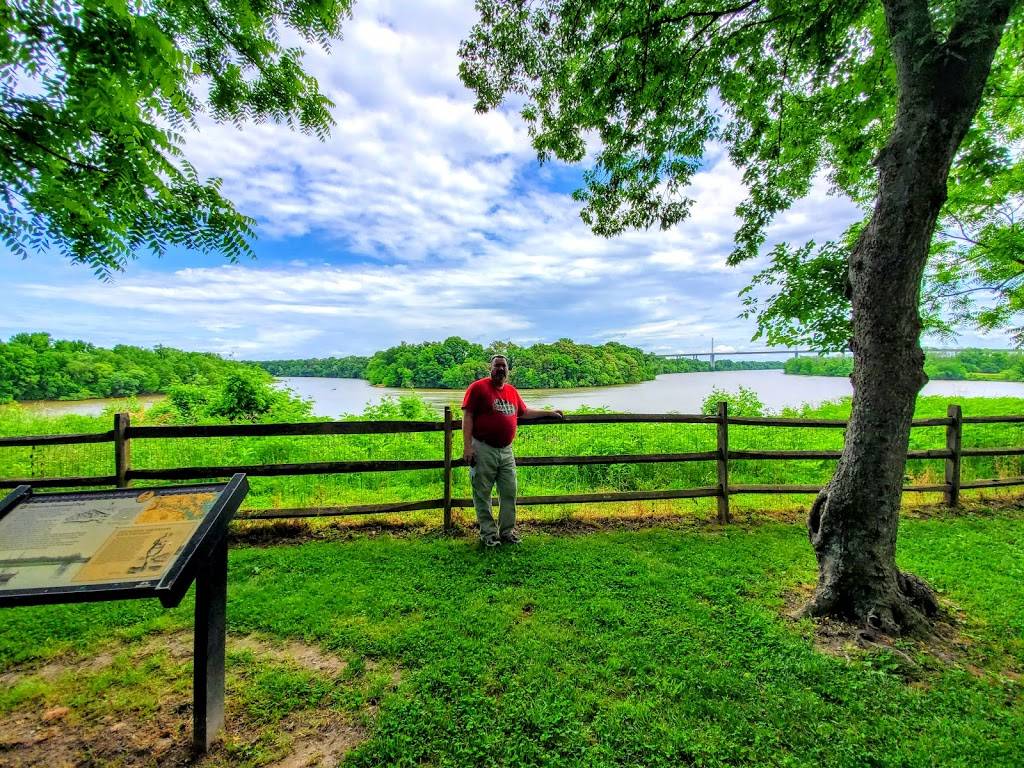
[464, 442, 476, 466]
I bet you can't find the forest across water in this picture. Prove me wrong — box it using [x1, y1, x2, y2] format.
[784, 349, 1024, 381]
[4, 333, 1023, 408]
[1, 333, 779, 403]
[255, 337, 782, 389]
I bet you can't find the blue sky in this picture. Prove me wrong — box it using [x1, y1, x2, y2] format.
[3, 0, 1012, 360]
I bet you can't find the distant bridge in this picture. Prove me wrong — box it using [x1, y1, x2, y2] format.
[658, 348, 813, 369]
[660, 348, 813, 360]
[659, 346, 987, 370]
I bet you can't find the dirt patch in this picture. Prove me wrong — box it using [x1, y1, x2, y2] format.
[0, 690, 195, 768]
[0, 650, 116, 693]
[229, 635, 348, 677]
[266, 712, 365, 768]
[131, 630, 194, 662]
[0, 705, 364, 768]
[122, 629, 350, 678]
[229, 510, 748, 547]
[781, 583, 1015, 682]
[0, 631, 369, 767]
[902, 493, 1024, 520]
[230, 517, 441, 548]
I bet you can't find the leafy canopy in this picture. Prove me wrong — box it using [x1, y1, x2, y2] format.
[459, 0, 1024, 347]
[1, 0, 351, 276]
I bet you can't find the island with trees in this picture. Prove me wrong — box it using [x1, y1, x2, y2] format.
[255, 336, 783, 389]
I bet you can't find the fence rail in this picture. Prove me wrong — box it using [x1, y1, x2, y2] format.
[2, 403, 1023, 527]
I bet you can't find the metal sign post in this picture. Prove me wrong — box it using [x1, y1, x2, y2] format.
[193, 535, 228, 751]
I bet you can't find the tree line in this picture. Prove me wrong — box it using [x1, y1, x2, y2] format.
[0, 333, 261, 403]
[784, 349, 1024, 382]
[256, 356, 369, 379]
[660, 358, 785, 374]
[0, 332, 788, 406]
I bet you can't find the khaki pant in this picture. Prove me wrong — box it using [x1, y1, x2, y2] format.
[469, 438, 517, 540]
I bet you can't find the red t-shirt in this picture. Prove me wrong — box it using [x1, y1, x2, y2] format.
[462, 378, 527, 448]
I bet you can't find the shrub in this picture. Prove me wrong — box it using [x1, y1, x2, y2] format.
[701, 386, 768, 417]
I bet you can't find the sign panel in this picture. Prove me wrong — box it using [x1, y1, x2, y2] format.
[0, 488, 218, 590]
[0, 475, 247, 607]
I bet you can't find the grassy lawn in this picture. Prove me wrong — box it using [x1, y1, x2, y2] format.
[2, 507, 1022, 767]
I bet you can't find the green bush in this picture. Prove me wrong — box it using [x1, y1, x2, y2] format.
[701, 386, 767, 417]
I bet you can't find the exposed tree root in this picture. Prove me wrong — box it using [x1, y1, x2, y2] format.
[804, 483, 943, 639]
[800, 570, 939, 639]
[897, 571, 939, 617]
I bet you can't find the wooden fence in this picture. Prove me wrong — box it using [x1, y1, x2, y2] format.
[2, 404, 1023, 528]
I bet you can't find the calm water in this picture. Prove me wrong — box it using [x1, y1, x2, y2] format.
[18, 371, 1024, 418]
[19, 394, 166, 418]
[273, 371, 1024, 418]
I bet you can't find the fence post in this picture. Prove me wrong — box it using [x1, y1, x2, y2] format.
[716, 401, 730, 524]
[443, 406, 453, 532]
[945, 403, 962, 508]
[114, 412, 131, 488]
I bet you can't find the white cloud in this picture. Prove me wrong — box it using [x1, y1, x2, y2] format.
[648, 249, 697, 271]
[11, 0, 1007, 360]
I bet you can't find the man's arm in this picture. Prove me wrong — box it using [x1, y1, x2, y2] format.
[521, 406, 563, 420]
[462, 408, 475, 465]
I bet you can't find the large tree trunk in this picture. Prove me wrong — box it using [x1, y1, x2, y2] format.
[802, 0, 1013, 635]
[802, 139, 943, 636]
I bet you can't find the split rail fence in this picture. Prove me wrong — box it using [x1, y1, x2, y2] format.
[2, 404, 1023, 528]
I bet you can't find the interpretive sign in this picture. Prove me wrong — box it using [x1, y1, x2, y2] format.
[0, 474, 249, 751]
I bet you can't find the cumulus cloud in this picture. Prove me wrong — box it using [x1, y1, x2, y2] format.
[6, 0, 933, 359]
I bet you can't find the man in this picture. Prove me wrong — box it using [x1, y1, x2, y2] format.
[462, 354, 563, 546]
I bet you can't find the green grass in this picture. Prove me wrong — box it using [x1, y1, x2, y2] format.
[2, 512, 1022, 766]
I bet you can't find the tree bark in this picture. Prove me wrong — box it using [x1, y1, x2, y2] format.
[803, 0, 1014, 635]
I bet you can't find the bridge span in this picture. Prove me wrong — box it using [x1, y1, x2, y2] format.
[659, 346, 980, 370]
[659, 348, 813, 369]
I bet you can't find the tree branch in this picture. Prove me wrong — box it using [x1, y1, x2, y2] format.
[937, 0, 1015, 113]
[946, 0, 1016, 58]
[937, 272, 1024, 298]
[617, 0, 760, 45]
[0, 114, 103, 174]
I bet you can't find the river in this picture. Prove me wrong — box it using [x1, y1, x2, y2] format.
[274, 370, 1024, 418]
[17, 394, 167, 418]
[16, 370, 1024, 419]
